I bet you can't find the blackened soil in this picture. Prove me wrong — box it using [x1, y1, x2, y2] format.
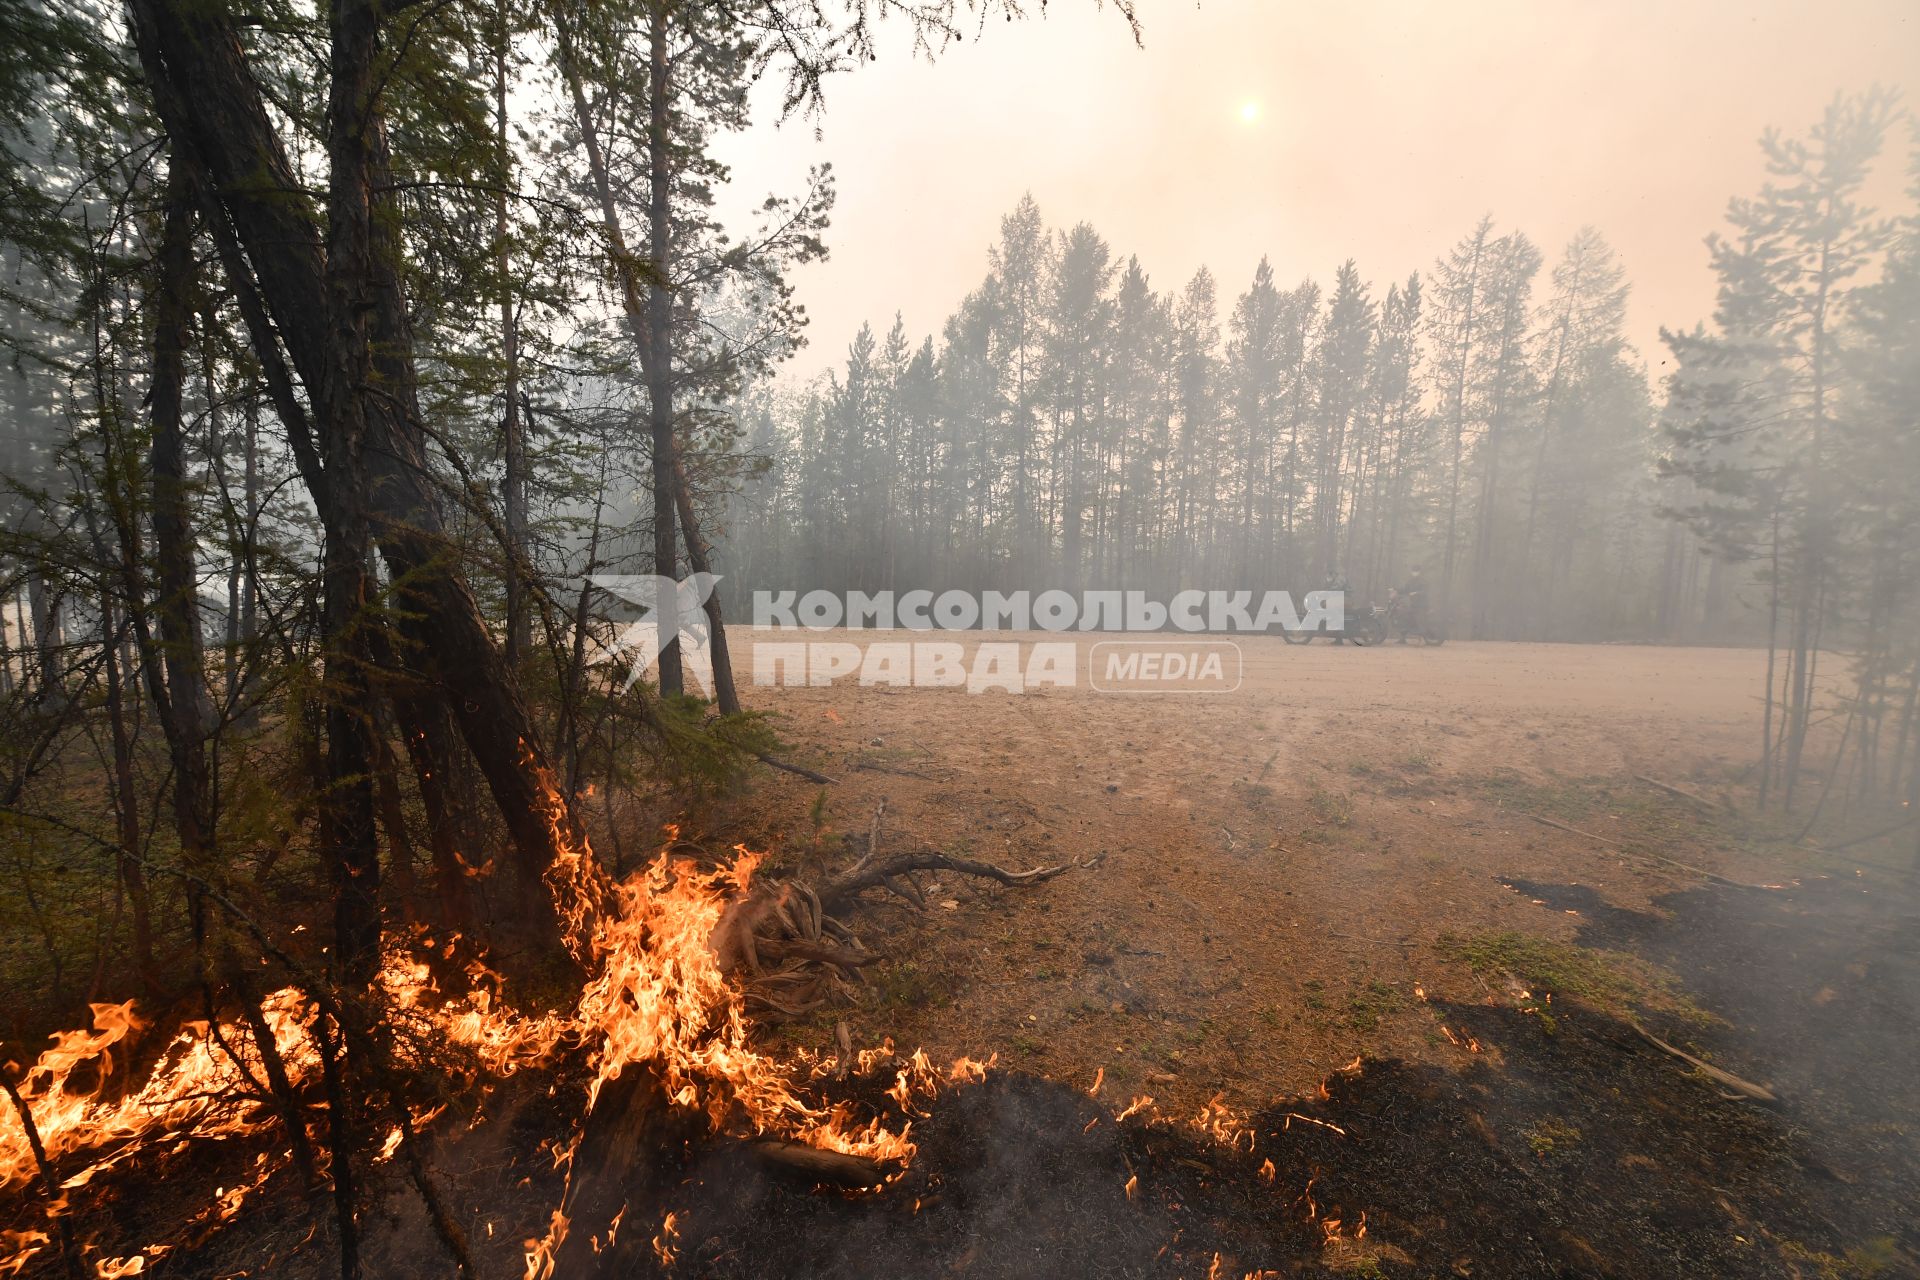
[656, 1003, 1883, 1279]
[1511, 872, 1920, 1269]
[23, 876, 1915, 1278]
[651, 876, 1918, 1279]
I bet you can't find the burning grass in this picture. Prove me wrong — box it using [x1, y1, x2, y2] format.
[0, 786, 1069, 1280]
[5, 861, 1913, 1278]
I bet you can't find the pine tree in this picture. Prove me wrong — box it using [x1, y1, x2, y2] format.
[1171, 267, 1221, 575]
[1661, 89, 1900, 807]
[1310, 260, 1374, 579]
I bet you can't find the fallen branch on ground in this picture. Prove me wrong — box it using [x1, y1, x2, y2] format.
[820, 850, 1070, 914]
[757, 753, 838, 785]
[1527, 812, 1624, 846]
[1628, 1019, 1777, 1103]
[746, 1137, 897, 1188]
[853, 759, 946, 780]
[1632, 774, 1718, 812]
[1525, 813, 1763, 889]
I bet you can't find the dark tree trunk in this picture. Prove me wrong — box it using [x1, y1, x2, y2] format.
[98, 597, 154, 982]
[26, 570, 60, 702]
[497, 0, 530, 667]
[147, 176, 218, 873]
[128, 0, 601, 957]
[317, 0, 385, 990]
[673, 452, 740, 714]
[645, 8, 682, 697]
[558, 13, 687, 700]
[368, 621, 476, 929]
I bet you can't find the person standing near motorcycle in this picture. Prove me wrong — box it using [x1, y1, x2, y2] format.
[1396, 566, 1429, 643]
[1324, 567, 1352, 644]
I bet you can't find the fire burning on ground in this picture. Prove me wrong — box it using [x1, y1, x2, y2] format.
[0, 938, 563, 1275]
[0, 807, 1404, 1280]
[517, 846, 939, 1277]
[7, 777, 1890, 1280]
[0, 785, 1108, 1279]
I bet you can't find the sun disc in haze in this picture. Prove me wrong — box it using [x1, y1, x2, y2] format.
[1239, 100, 1260, 124]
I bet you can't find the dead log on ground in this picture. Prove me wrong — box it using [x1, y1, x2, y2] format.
[746, 1137, 897, 1188]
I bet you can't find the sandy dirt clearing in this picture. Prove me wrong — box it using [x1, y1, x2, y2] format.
[712, 633, 1805, 1113]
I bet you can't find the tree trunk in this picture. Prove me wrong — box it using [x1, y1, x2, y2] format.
[673, 452, 740, 714]
[645, 6, 682, 695]
[497, 0, 530, 667]
[148, 179, 218, 861]
[366, 621, 476, 929]
[557, 12, 692, 698]
[26, 571, 60, 702]
[98, 597, 154, 982]
[129, 0, 602, 957]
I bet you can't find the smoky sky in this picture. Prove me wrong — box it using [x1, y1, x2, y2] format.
[715, 0, 1920, 382]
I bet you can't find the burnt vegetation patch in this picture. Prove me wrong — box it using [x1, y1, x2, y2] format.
[447, 983, 1910, 1278]
[561, 997, 1898, 1279]
[8, 867, 1914, 1279]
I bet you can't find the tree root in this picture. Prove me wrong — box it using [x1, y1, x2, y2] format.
[820, 850, 1069, 914]
[715, 845, 1068, 1020]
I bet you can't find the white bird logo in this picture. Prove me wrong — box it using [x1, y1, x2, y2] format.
[589, 573, 721, 695]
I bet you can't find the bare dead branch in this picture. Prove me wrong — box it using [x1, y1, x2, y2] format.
[757, 752, 839, 785]
[1629, 1019, 1777, 1104]
[820, 850, 1069, 914]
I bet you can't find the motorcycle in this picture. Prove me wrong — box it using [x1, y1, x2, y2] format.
[1281, 594, 1379, 645]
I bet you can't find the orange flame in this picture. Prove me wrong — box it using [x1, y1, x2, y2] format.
[7, 762, 994, 1272]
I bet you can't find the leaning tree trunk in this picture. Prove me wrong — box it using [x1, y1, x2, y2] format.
[128, 0, 605, 956]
